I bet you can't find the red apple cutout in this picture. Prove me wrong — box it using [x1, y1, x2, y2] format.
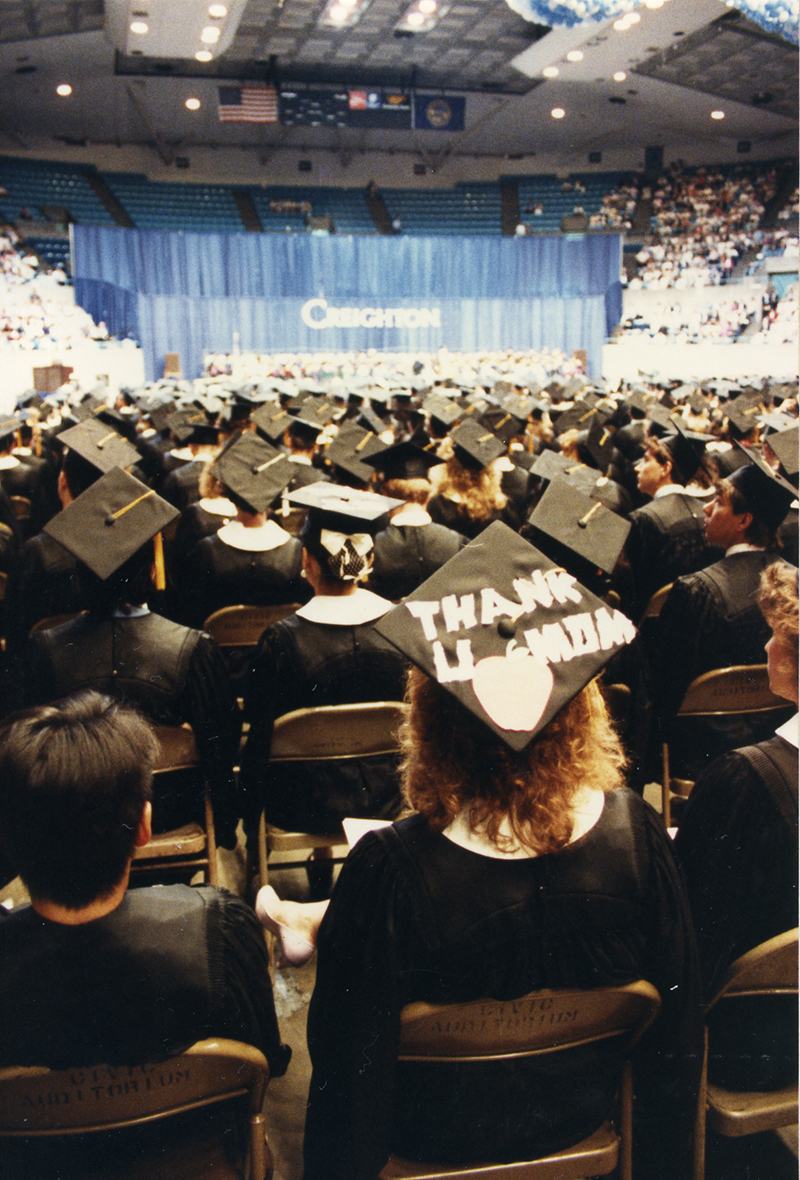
[471, 651, 554, 732]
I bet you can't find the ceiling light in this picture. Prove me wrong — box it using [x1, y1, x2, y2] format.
[406, 10, 426, 23]
[208, 3, 227, 15]
[339, 0, 360, 8]
[711, 109, 725, 120]
[130, 20, 148, 34]
[419, 0, 438, 12]
[613, 70, 626, 81]
[543, 65, 559, 77]
[186, 98, 201, 110]
[566, 50, 583, 61]
[328, 5, 349, 20]
[626, 12, 640, 22]
[644, 0, 665, 7]
[200, 25, 221, 41]
[56, 83, 72, 96]
[195, 50, 213, 61]
[551, 107, 565, 119]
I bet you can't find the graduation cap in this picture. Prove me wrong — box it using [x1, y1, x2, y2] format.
[530, 449, 573, 485]
[552, 400, 602, 437]
[478, 407, 527, 446]
[288, 482, 403, 532]
[584, 417, 615, 474]
[145, 401, 177, 435]
[58, 418, 140, 474]
[43, 467, 179, 582]
[661, 422, 708, 485]
[626, 388, 655, 416]
[424, 393, 461, 430]
[766, 425, 798, 481]
[210, 432, 294, 514]
[726, 394, 763, 437]
[356, 404, 390, 434]
[527, 478, 631, 576]
[450, 420, 506, 471]
[761, 411, 795, 436]
[324, 426, 385, 484]
[375, 520, 637, 751]
[502, 394, 541, 420]
[166, 408, 218, 445]
[728, 444, 797, 530]
[362, 440, 443, 482]
[251, 403, 294, 443]
[0, 416, 23, 448]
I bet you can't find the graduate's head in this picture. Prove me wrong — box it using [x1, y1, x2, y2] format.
[760, 563, 799, 704]
[0, 692, 156, 910]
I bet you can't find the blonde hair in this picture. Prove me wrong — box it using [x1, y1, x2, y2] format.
[436, 455, 507, 522]
[759, 563, 799, 649]
[198, 460, 225, 501]
[380, 477, 430, 506]
[400, 668, 627, 856]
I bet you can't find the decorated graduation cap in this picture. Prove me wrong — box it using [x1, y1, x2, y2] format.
[210, 431, 293, 513]
[527, 478, 631, 576]
[362, 440, 442, 482]
[58, 418, 140, 474]
[450, 419, 505, 470]
[728, 444, 797, 529]
[375, 520, 636, 751]
[43, 467, 178, 586]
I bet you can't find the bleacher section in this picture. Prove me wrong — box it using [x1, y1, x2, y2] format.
[380, 182, 502, 235]
[0, 156, 115, 226]
[102, 173, 244, 232]
[515, 172, 632, 234]
[249, 185, 374, 234]
[22, 236, 70, 271]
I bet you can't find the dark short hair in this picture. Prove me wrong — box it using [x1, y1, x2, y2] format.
[61, 447, 102, 499]
[0, 692, 156, 909]
[718, 478, 778, 550]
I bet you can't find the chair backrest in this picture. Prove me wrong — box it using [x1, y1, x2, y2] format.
[151, 723, 200, 772]
[706, 929, 798, 1015]
[642, 582, 673, 619]
[270, 701, 406, 763]
[0, 1038, 268, 1137]
[396, 981, 661, 1065]
[203, 603, 301, 647]
[9, 496, 31, 521]
[677, 665, 788, 717]
[0, 570, 6, 602]
[29, 611, 86, 636]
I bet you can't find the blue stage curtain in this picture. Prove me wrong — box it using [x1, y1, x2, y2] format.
[73, 227, 622, 380]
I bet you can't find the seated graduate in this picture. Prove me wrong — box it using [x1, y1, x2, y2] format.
[239, 483, 408, 859]
[426, 419, 516, 539]
[296, 524, 702, 1180]
[20, 467, 242, 847]
[4, 419, 139, 655]
[180, 432, 308, 637]
[0, 690, 290, 1075]
[674, 562, 798, 1091]
[362, 440, 466, 601]
[648, 446, 797, 779]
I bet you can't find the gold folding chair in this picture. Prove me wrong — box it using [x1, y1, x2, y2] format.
[694, 929, 798, 1180]
[379, 981, 661, 1180]
[642, 581, 673, 620]
[131, 724, 217, 886]
[29, 611, 86, 636]
[9, 496, 31, 523]
[0, 1038, 272, 1180]
[257, 701, 406, 889]
[661, 665, 789, 827]
[203, 603, 302, 648]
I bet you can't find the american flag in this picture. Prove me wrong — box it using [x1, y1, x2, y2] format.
[218, 85, 278, 124]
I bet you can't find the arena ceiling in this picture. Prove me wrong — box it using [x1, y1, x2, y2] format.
[0, 0, 796, 162]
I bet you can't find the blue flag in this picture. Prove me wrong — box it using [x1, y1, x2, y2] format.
[414, 95, 465, 131]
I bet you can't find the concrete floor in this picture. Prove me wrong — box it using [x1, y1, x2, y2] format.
[1, 804, 796, 1180]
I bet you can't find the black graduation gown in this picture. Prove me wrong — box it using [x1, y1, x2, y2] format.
[647, 551, 795, 777]
[23, 611, 242, 841]
[427, 494, 515, 540]
[4, 532, 81, 655]
[159, 458, 204, 512]
[621, 492, 722, 622]
[368, 519, 466, 601]
[182, 527, 307, 631]
[0, 885, 290, 1075]
[240, 598, 407, 834]
[304, 794, 703, 1180]
[674, 732, 798, 1088]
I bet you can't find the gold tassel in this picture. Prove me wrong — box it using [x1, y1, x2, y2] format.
[153, 531, 166, 591]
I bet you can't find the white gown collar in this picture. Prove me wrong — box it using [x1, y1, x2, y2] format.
[775, 714, 799, 749]
[296, 587, 391, 625]
[391, 505, 432, 526]
[217, 519, 292, 552]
